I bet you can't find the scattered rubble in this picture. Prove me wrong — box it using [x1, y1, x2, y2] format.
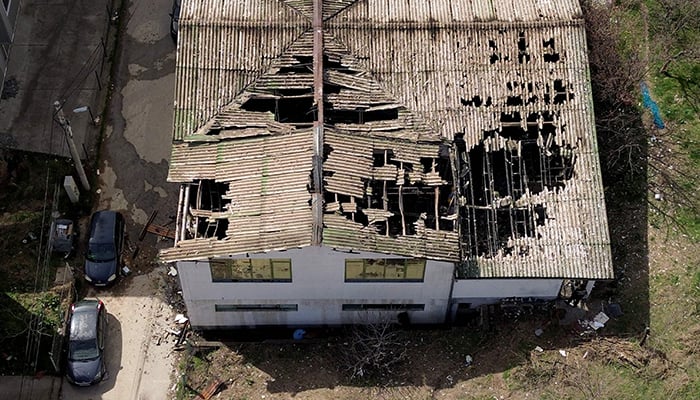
[464, 355, 473, 367]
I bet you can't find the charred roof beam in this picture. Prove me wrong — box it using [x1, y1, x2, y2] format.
[311, 0, 324, 245]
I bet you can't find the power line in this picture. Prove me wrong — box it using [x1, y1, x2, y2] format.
[19, 163, 53, 399]
[54, 42, 105, 110]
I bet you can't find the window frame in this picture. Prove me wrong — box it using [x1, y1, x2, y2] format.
[344, 258, 426, 282]
[341, 304, 426, 311]
[214, 304, 298, 312]
[209, 258, 292, 282]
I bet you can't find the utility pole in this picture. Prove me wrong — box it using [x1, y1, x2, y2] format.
[54, 101, 91, 191]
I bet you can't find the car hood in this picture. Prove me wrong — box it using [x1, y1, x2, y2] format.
[67, 357, 103, 385]
[85, 259, 117, 284]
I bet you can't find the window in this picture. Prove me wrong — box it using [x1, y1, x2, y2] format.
[215, 304, 298, 312]
[210, 258, 292, 282]
[344, 258, 426, 282]
[342, 304, 425, 311]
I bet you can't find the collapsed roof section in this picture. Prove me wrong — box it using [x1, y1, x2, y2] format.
[163, 0, 613, 280]
[329, 1, 612, 278]
[163, 129, 315, 261]
[172, 0, 311, 141]
[320, 34, 459, 262]
[323, 128, 460, 261]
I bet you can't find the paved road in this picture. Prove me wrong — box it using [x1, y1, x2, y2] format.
[98, 0, 178, 230]
[0, 0, 111, 156]
[62, 0, 181, 399]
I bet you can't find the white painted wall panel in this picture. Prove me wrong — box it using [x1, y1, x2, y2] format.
[451, 278, 563, 306]
[177, 246, 455, 328]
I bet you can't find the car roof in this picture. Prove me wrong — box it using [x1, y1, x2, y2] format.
[70, 300, 101, 340]
[89, 211, 119, 243]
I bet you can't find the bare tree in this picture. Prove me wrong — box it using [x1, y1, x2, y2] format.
[581, 1, 648, 186]
[582, 1, 699, 230]
[339, 317, 408, 380]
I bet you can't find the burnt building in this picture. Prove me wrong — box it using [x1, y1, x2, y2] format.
[161, 0, 613, 328]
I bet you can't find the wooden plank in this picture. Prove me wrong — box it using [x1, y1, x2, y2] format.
[193, 377, 224, 400]
[139, 210, 159, 240]
[146, 224, 176, 240]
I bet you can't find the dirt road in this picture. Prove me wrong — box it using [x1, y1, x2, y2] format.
[61, 0, 182, 397]
[61, 271, 181, 400]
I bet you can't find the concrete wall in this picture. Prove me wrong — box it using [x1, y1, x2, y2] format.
[177, 246, 455, 328]
[451, 278, 563, 307]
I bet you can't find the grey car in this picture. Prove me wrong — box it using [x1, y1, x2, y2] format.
[65, 299, 108, 386]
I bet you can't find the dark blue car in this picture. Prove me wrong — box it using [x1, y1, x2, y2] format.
[66, 299, 108, 386]
[170, 0, 181, 41]
[85, 210, 125, 286]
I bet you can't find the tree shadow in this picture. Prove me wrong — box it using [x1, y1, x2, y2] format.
[591, 99, 650, 335]
[581, 0, 651, 335]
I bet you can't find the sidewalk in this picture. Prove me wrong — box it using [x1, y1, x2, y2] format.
[0, 0, 117, 158]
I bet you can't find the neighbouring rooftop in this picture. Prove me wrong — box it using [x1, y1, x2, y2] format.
[161, 0, 614, 280]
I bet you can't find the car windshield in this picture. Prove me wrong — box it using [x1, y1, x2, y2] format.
[69, 339, 99, 361]
[87, 243, 115, 262]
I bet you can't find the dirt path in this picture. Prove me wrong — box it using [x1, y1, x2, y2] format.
[59, 0, 183, 397]
[61, 271, 180, 400]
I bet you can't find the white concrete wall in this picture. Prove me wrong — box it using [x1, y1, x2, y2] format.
[177, 246, 455, 328]
[451, 278, 563, 307]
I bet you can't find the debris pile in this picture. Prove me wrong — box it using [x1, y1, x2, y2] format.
[580, 336, 670, 374]
[154, 312, 190, 349]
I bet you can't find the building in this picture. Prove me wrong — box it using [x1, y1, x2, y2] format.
[0, 0, 21, 95]
[161, 0, 614, 329]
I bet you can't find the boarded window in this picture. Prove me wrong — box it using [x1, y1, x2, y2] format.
[215, 304, 298, 312]
[344, 258, 426, 282]
[342, 304, 425, 311]
[210, 258, 292, 282]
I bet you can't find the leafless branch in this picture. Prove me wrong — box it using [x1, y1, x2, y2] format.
[339, 318, 408, 380]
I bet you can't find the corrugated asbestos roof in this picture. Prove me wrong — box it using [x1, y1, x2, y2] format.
[173, 0, 310, 141]
[162, 130, 315, 261]
[164, 0, 613, 279]
[326, 0, 612, 279]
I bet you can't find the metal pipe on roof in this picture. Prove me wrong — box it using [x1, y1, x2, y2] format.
[174, 184, 185, 244]
[181, 184, 191, 242]
[311, 0, 324, 246]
